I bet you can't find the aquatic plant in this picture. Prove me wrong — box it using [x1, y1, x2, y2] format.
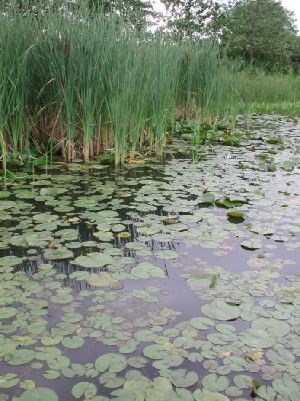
[0, 3, 300, 168]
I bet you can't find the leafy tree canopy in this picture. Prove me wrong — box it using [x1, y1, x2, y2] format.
[220, 0, 297, 69]
[161, 0, 224, 39]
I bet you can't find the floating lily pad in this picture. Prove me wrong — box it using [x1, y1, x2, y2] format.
[85, 272, 118, 288]
[240, 240, 261, 250]
[44, 247, 73, 260]
[131, 262, 165, 279]
[14, 387, 58, 401]
[95, 353, 127, 373]
[0, 307, 17, 319]
[71, 382, 97, 399]
[6, 349, 35, 365]
[73, 252, 113, 268]
[0, 373, 20, 388]
[201, 300, 241, 321]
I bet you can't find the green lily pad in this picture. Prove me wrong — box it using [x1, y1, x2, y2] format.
[6, 349, 35, 366]
[13, 387, 58, 401]
[95, 353, 127, 373]
[201, 300, 241, 321]
[0, 255, 23, 267]
[202, 373, 230, 392]
[73, 252, 113, 268]
[85, 272, 118, 287]
[227, 210, 244, 219]
[251, 318, 289, 337]
[131, 262, 165, 279]
[0, 307, 17, 319]
[193, 389, 230, 401]
[44, 247, 73, 260]
[0, 373, 20, 388]
[62, 336, 85, 349]
[71, 382, 97, 399]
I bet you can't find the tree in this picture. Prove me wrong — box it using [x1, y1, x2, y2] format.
[221, 0, 297, 69]
[89, 0, 153, 29]
[0, 0, 153, 30]
[161, 0, 224, 40]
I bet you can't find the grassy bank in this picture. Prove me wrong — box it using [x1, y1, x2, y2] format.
[0, 5, 299, 168]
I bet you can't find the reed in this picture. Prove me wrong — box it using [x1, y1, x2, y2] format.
[0, 2, 300, 168]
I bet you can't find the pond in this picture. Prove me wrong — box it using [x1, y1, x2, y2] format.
[0, 115, 299, 401]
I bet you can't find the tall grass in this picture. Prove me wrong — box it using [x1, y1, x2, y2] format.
[0, 3, 299, 167]
[0, 3, 239, 166]
[236, 68, 300, 103]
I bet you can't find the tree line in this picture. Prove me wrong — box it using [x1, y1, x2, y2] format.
[1, 0, 300, 71]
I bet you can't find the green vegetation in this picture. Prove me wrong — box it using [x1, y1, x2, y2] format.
[0, 4, 235, 167]
[219, 0, 296, 69]
[0, 0, 300, 168]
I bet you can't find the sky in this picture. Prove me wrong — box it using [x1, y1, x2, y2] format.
[282, 0, 300, 31]
[152, 0, 300, 32]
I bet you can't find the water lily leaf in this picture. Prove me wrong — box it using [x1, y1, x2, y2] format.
[227, 210, 244, 219]
[6, 349, 35, 365]
[51, 290, 73, 304]
[251, 318, 289, 337]
[233, 375, 253, 389]
[13, 387, 58, 401]
[160, 369, 198, 388]
[85, 272, 118, 288]
[0, 307, 17, 319]
[43, 370, 60, 380]
[131, 262, 165, 279]
[93, 231, 114, 241]
[10, 232, 51, 248]
[0, 373, 20, 388]
[99, 372, 125, 389]
[240, 240, 261, 250]
[154, 250, 178, 260]
[193, 389, 230, 401]
[0, 255, 22, 267]
[272, 377, 300, 398]
[240, 329, 275, 348]
[256, 385, 276, 400]
[112, 224, 126, 233]
[111, 389, 136, 401]
[55, 229, 78, 241]
[127, 356, 147, 368]
[62, 336, 85, 349]
[202, 373, 230, 392]
[146, 377, 172, 401]
[190, 317, 214, 330]
[95, 353, 127, 373]
[41, 335, 63, 346]
[44, 247, 73, 260]
[201, 300, 241, 321]
[73, 252, 113, 268]
[61, 312, 83, 323]
[71, 382, 97, 399]
[165, 388, 194, 401]
[142, 344, 165, 359]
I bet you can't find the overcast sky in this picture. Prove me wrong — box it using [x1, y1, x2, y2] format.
[152, 0, 300, 32]
[282, 0, 300, 30]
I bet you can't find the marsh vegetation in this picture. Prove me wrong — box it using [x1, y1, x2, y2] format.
[1, 1, 300, 170]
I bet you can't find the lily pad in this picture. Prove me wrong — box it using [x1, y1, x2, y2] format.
[201, 300, 241, 321]
[13, 387, 58, 401]
[71, 382, 97, 399]
[44, 247, 73, 260]
[131, 262, 165, 279]
[73, 252, 113, 268]
[95, 353, 127, 373]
